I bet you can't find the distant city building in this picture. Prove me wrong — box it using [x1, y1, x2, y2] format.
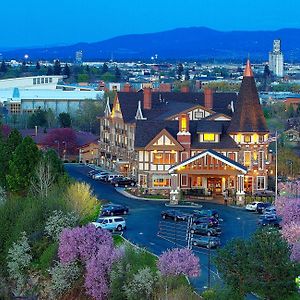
[0, 76, 103, 115]
[75, 50, 83, 64]
[269, 39, 284, 77]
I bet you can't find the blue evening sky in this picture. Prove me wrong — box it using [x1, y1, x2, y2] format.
[2, 0, 300, 48]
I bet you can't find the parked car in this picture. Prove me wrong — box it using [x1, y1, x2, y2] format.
[256, 202, 272, 214]
[191, 236, 221, 249]
[111, 177, 136, 187]
[245, 201, 263, 211]
[94, 172, 110, 180]
[193, 209, 219, 219]
[106, 174, 124, 183]
[92, 216, 126, 231]
[87, 170, 99, 177]
[190, 223, 221, 236]
[161, 210, 190, 221]
[101, 204, 129, 216]
[263, 206, 277, 215]
[192, 216, 219, 227]
[254, 190, 275, 197]
[92, 171, 107, 179]
[258, 215, 281, 228]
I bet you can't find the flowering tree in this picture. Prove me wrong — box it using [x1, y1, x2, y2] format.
[42, 128, 77, 156]
[57, 224, 120, 300]
[158, 248, 200, 277]
[278, 181, 300, 198]
[281, 222, 300, 245]
[280, 198, 300, 225]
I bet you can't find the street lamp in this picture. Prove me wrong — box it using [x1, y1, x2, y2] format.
[62, 141, 67, 161]
[54, 140, 60, 157]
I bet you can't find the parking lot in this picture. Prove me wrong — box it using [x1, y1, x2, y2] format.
[65, 163, 260, 292]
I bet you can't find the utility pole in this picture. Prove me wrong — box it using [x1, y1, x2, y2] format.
[208, 237, 211, 289]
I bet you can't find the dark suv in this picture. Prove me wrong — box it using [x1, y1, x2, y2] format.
[190, 223, 221, 236]
[256, 202, 272, 214]
[101, 204, 129, 216]
[111, 177, 136, 187]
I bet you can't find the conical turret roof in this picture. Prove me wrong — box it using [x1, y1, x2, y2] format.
[228, 60, 268, 133]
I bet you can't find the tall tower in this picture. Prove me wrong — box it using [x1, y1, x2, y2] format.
[228, 60, 270, 196]
[269, 39, 284, 77]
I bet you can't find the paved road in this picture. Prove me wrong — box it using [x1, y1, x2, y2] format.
[65, 164, 259, 294]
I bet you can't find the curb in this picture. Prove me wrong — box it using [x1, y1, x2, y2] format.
[115, 188, 169, 202]
[165, 203, 203, 209]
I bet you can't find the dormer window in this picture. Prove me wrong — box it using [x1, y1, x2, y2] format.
[244, 135, 251, 143]
[203, 133, 216, 142]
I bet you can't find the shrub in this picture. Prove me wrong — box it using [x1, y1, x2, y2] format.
[124, 267, 158, 300]
[44, 210, 78, 241]
[65, 182, 99, 220]
[7, 232, 32, 295]
[38, 242, 58, 273]
[49, 261, 81, 298]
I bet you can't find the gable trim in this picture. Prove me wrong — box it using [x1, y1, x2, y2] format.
[166, 104, 215, 120]
[168, 149, 247, 174]
[145, 128, 184, 151]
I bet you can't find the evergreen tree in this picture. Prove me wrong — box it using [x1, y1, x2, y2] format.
[47, 66, 54, 76]
[177, 63, 184, 80]
[63, 63, 70, 78]
[43, 149, 64, 179]
[20, 61, 27, 73]
[185, 69, 190, 81]
[7, 136, 41, 193]
[115, 67, 121, 82]
[0, 61, 7, 73]
[28, 109, 48, 128]
[58, 112, 71, 128]
[53, 60, 61, 75]
[101, 63, 109, 74]
[0, 129, 22, 188]
[35, 61, 41, 70]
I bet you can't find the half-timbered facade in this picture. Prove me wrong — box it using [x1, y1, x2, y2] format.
[98, 60, 270, 203]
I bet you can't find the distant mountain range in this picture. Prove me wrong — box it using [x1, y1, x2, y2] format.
[1, 27, 300, 61]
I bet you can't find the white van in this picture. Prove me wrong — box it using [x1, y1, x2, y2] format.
[92, 216, 126, 231]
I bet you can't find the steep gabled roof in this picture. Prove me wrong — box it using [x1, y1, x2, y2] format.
[117, 91, 237, 123]
[135, 120, 238, 150]
[228, 60, 269, 133]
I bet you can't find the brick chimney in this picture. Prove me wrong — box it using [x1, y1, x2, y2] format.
[204, 88, 214, 109]
[143, 87, 152, 110]
[181, 85, 190, 93]
[122, 83, 131, 92]
[177, 114, 191, 149]
[159, 83, 171, 92]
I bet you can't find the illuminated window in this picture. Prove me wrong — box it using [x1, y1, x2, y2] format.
[259, 135, 265, 143]
[153, 175, 171, 187]
[181, 116, 187, 131]
[257, 176, 265, 190]
[244, 151, 251, 167]
[139, 174, 147, 187]
[258, 151, 264, 169]
[203, 133, 215, 142]
[153, 152, 176, 165]
[244, 135, 251, 143]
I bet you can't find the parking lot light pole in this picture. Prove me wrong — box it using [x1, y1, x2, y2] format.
[208, 237, 211, 289]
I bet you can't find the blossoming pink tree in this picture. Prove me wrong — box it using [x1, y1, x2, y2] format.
[158, 247, 200, 277]
[281, 222, 300, 245]
[58, 224, 121, 300]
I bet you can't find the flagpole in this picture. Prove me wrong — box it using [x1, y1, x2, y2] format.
[275, 130, 278, 202]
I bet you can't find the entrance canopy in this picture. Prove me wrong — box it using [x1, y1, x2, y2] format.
[168, 149, 247, 175]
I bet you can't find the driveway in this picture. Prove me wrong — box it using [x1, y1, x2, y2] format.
[65, 164, 259, 293]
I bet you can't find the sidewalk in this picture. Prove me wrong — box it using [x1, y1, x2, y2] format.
[115, 188, 169, 201]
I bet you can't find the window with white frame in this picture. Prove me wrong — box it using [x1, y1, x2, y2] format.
[257, 176, 265, 190]
[138, 174, 147, 188]
[152, 175, 171, 187]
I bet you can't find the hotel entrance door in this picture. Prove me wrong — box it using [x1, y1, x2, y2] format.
[207, 177, 222, 195]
